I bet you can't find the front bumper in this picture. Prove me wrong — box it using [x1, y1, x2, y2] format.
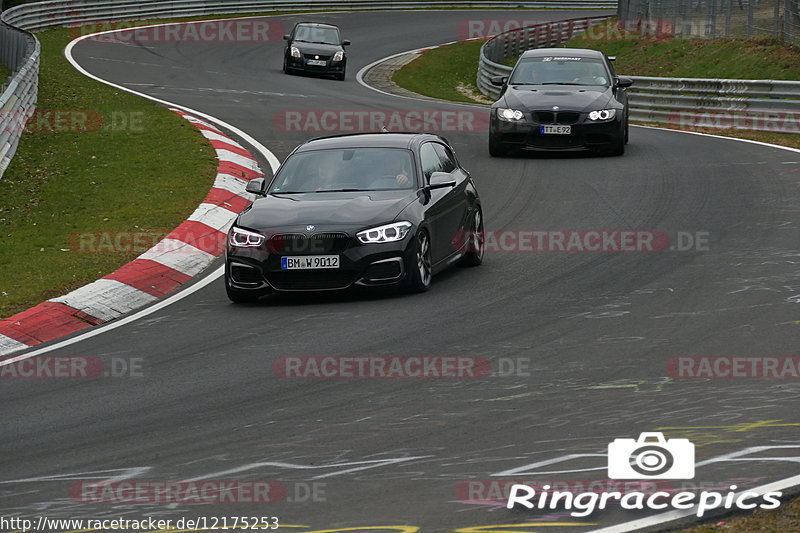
[286, 55, 346, 75]
[490, 112, 623, 151]
[225, 230, 413, 293]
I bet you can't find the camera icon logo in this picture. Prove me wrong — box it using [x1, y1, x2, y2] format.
[608, 432, 695, 479]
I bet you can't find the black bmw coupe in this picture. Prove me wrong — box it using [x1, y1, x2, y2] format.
[224, 133, 484, 302]
[489, 48, 632, 156]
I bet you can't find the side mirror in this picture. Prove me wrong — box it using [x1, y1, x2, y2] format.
[490, 75, 508, 87]
[341, 39, 351, 46]
[245, 177, 266, 196]
[426, 172, 457, 191]
[615, 77, 633, 88]
[283, 34, 290, 41]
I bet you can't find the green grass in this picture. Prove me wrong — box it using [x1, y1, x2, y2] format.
[0, 27, 219, 319]
[392, 39, 488, 104]
[0, 63, 11, 88]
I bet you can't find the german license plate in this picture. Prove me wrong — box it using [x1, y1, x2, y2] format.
[306, 59, 326, 66]
[541, 125, 571, 134]
[281, 255, 339, 270]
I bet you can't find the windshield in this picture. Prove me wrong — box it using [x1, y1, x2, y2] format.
[293, 25, 341, 45]
[509, 56, 610, 86]
[269, 148, 417, 193]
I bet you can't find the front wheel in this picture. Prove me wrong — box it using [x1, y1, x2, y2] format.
[405, 230, 432, 293]
[461, 207, 484, 267]
[335, 70, 346, 81]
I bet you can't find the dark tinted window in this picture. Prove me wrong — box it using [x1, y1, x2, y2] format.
[419, 143, 442, 181]
[432, 143, 457, 173]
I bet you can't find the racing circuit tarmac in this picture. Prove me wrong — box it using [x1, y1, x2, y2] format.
[2, 8, 800, 533]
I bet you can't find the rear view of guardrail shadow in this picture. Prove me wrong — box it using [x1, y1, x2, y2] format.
[0, 19, 39, 179]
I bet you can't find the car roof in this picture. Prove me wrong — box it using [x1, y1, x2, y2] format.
[519, 48, 606, 59]
[294, 21, 340, 30]
[293, 133, 449, 152]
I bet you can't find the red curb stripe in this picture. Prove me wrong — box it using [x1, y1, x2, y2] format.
[218, 160, 262, 181]
[210, 139, 255, 160]
[0, 302, 102, 346]
[103, 259, 192, 298]
[166, 220, 227, 255]
[204, 187, 251, 214]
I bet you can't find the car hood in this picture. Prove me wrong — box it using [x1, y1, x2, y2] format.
[291, 41, 343, 54]
[237, 190, 416, 232]
[499, 86, 612, 112]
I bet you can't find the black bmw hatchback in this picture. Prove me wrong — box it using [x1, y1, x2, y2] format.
[224, 133, 484, 302]
[489, 48, 632, 156]
[282, 22, 350, 80]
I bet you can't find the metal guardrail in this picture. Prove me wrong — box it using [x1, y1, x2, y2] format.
[477, 18, 800, 132]
[0, 22, 39, 178]
[3, 1, 619, 31]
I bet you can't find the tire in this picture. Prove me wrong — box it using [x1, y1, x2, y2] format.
[624, 114, 630, 144]
[335, 71, 346, 81]
[282, 56, 292, 75]
[225, 274, 261, 303]
[461, 207, 484, 267]
[607, 129, 625, 156]
[489, 136, 509, 157]
[406, 230, 432, 293]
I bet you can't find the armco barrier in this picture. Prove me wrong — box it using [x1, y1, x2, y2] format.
[477, 18, 800, 132]
[0, 22, 39, 179]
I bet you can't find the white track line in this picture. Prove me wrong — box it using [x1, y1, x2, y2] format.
[0, 20, 283, 365]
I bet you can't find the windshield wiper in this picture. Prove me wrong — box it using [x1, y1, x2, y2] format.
[540, 82, 586, 86]
[270, 191, 306, 195]
[315, 188, 367, 192]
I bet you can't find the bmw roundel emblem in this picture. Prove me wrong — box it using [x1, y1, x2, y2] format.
[553, 106, 560, 110]
[306, 225, 315, 231]
[315, 55, 319, 59]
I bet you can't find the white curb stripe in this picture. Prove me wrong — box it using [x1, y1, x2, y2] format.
[200, 129, 238, 145]
[139, 239, 216, 277]
[216, 148, 259, 168]
[213, 174, 250, 198]
[0, 334, 29, 354]
[187, 202, 237, 232]
[49, 279, 157, 323]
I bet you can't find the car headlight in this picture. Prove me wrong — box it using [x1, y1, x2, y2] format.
[229, 226, 265, 247]
[290, 46, 301, 58]
[357, 221, 412, 244]
[497, 107, 525, 121]
[333, 50, 344, 62]
[588, 109, 617, 121]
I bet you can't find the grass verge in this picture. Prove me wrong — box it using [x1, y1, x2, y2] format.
[0, 26, 219, 319]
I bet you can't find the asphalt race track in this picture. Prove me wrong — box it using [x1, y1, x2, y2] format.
[2, 9, 800, 533]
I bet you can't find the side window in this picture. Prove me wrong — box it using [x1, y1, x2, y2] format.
[432, 143, 457, 173]
[419, 143, 442, 182]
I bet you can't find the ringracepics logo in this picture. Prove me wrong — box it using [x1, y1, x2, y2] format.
[273, 109, 489, 134]
[507, 433, 782, 517]
[608, 432, 694, 479]
[69, 19, 285, 43]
